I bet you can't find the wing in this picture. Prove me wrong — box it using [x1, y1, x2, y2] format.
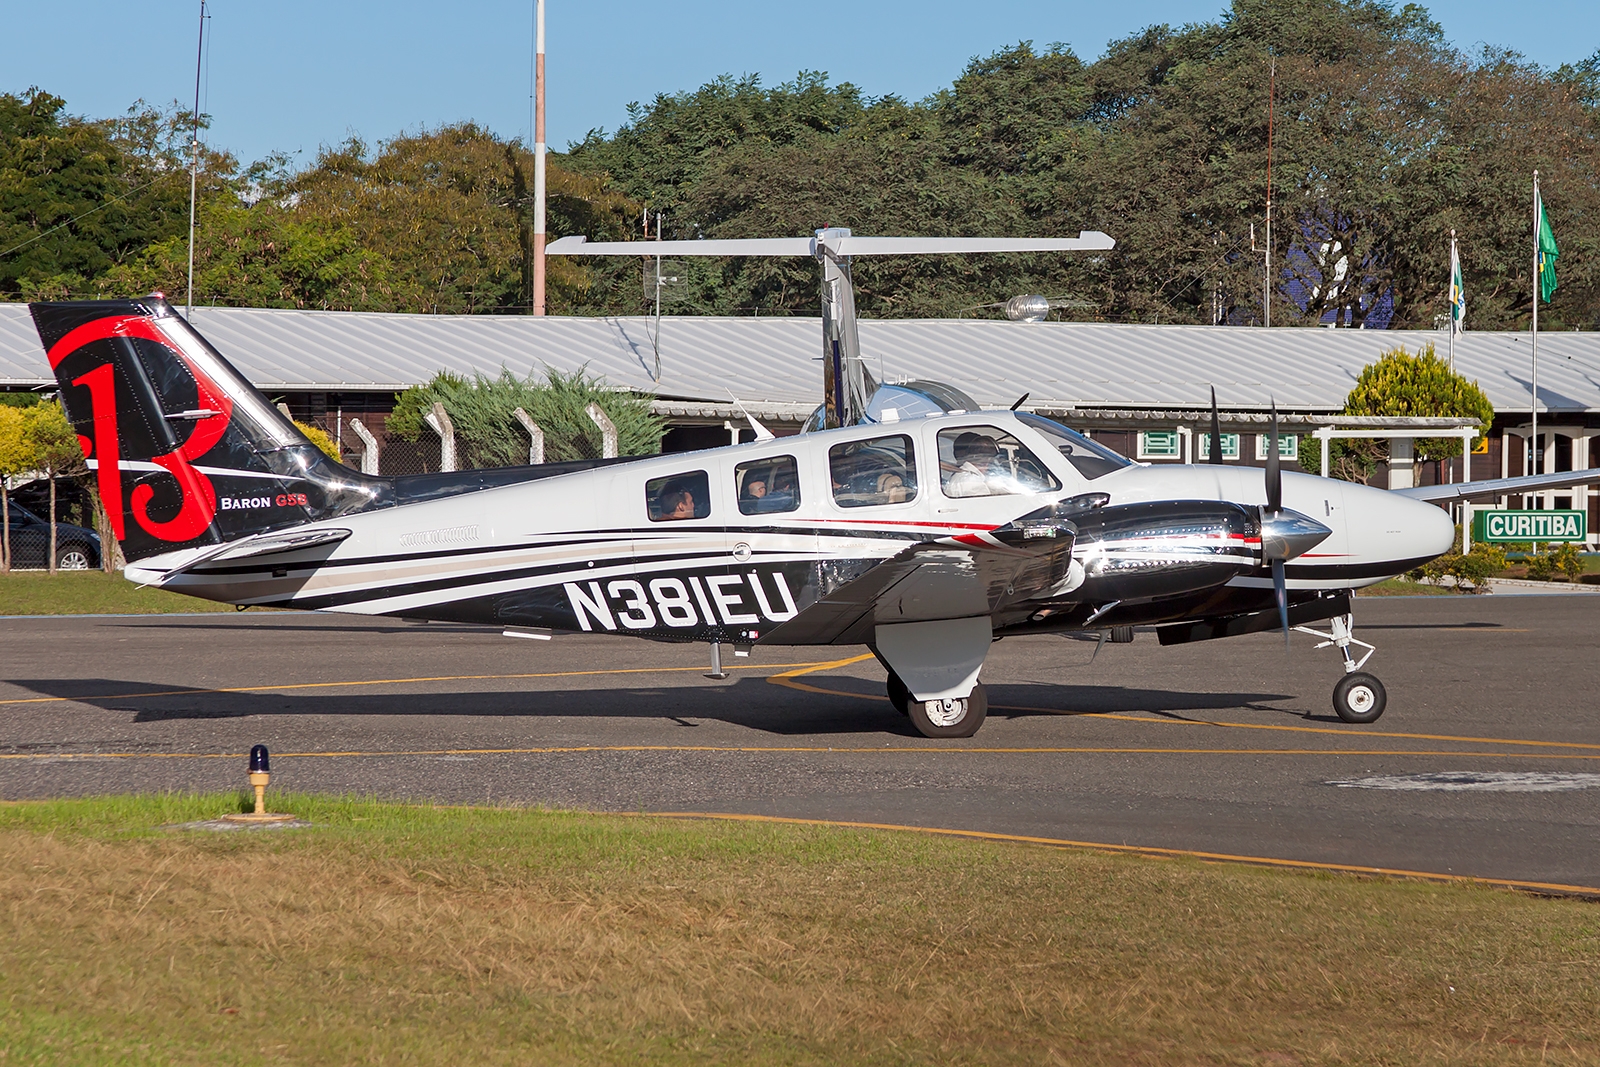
[1394, 469, 1600, 503]
[759, 520, 1077, 646]
[546, 233, 1115, 259]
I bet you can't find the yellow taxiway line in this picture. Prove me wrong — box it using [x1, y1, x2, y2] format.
[639, 811, 1600, 898]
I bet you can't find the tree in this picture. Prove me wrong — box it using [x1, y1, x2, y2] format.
[387, 368, 664, 466]
[0, 90, 200, 301]
[20, 402, 86, 574]
[1299, 343, 1494, 480]
[0, 405, 29, 573]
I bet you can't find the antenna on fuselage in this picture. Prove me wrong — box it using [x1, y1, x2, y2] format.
[547, 229, 1115, 428]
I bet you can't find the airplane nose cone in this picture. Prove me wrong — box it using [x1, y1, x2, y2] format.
[1260, 509, 1333, 561]
[1408, 497, 1457, 559]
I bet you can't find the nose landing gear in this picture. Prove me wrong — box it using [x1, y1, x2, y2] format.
[1293, 613, 1386, 723]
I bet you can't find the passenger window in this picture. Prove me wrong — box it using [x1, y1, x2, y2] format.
[647, 471, 710, 521]
[938, 426, 1062, 498]
[735, 456, 801, 515]
[829, 435, 917, 508]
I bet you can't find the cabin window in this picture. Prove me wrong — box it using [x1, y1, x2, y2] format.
[735, 456, 801, 515]
[937, 427, 1061, 498]
[829, 435, 917, 507]
[647, 471, 711, 521]
[1016, 413, 1132, 479]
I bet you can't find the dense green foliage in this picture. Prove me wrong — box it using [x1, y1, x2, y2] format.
[387, 368, 664, 465]
[3, 0, 1597, 327]
[1298, 343, 1494, 479]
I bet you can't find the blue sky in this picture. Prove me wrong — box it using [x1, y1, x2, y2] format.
[8, 1, 1599, 167]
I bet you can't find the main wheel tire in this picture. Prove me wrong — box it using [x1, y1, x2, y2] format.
[908, 683, 987, 739]
[886, 672, 911, 716]
[1108, 625, 1135, 644]
[55, 545, 92, 571]
[1333, 672, 1386, 724]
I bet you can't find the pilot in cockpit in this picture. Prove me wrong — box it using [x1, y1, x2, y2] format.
[944, 433, 1005, 497]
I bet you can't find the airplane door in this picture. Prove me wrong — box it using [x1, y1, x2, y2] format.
[724, 450, 815, 641]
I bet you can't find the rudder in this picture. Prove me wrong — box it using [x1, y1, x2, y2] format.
[29, 295, 387, 563]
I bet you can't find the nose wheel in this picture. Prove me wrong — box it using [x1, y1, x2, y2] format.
[1332, 672, 1386, 723]
[1292, 612, 1385, 724]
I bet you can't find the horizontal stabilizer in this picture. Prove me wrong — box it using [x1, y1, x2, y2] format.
[1394, 469, 1600, 503]
[154, 527, 352, 584]
[547, 232, 1115, 259]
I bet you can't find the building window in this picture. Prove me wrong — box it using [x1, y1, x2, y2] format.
[1137, 431, 1181, 460]
[1194, 432, 1241, 461]
[1254, 434, 1298, 460]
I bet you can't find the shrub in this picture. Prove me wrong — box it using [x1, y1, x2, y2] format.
[1526, 552, 1556, 581]
[388, 367, 664, 466]
[1552, 542, 1585, 582]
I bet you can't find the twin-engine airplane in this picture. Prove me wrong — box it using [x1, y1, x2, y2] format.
[28, 229, 1590, 737]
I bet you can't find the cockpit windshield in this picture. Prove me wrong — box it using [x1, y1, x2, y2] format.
[1015, 413, 1132, 480]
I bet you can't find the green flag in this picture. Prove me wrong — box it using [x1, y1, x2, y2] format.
[1537, 192, 1559, 303]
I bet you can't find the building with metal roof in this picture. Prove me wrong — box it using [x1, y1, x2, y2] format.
[4, 302, 1598, 515]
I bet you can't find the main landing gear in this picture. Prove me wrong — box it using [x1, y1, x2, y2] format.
[1292, 613, 1386, 724]
[887, 671, 988, 738]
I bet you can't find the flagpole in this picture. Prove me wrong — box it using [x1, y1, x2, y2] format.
[1448, 229, 1456, 373]
[1532, 171, 1540, 480]
[532, 0, 546, 316]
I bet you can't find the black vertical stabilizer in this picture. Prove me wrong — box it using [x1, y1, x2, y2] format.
[28, 296, 389, 563]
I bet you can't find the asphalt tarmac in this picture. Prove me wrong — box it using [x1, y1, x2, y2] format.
[3, 594, 1598, 892]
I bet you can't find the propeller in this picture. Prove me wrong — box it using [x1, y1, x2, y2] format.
[1209, 387, 1224, 465]
[1262, 401, 1289, 647]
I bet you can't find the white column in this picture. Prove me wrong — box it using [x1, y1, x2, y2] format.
[513, 407, 544, 465]
[1387, 436, 1414, 490]
[424, 402, 457, 473]
[585, 402, 618, 459]
[1319, 429, 1331, 478]
[349, 418, 380, 476]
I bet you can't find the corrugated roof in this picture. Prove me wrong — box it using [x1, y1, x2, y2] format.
[3, 302, 1596, 414]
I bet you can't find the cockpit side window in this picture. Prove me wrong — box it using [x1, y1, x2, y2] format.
[1015, 413, 1132, 480]
[736, 456, 801, 515]
[828, 435, 917, 507]
[938, 426, 1061, 498]
[647, 470, 711, 521]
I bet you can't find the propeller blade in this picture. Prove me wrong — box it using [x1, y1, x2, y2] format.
[1271, 558, 1289, 651]
[1265, 400, 1282, 514]
[1209, 387, 1223, 466]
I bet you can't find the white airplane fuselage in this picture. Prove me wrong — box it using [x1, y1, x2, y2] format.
[132, 411, 1455, 643]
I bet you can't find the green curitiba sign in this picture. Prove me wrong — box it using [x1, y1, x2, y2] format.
[1472, 510, 1587, 542]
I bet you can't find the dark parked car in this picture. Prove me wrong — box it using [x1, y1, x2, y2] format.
[2, 503, 102, 570]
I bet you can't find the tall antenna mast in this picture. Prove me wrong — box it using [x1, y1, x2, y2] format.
[186, 0, 207, 319]
[532, 0, 547, 315]
[1264, 54, 1275, 329]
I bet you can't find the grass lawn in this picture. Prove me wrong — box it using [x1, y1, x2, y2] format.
[0, 570, 253, 615]
[2, 795, 1596, 1065]
[1355, 577, 1464, 596]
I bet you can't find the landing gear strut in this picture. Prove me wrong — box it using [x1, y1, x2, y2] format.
[1293, 612, 1386, 724]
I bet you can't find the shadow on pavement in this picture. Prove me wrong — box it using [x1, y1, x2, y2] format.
[7, 675, 1294, 738]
